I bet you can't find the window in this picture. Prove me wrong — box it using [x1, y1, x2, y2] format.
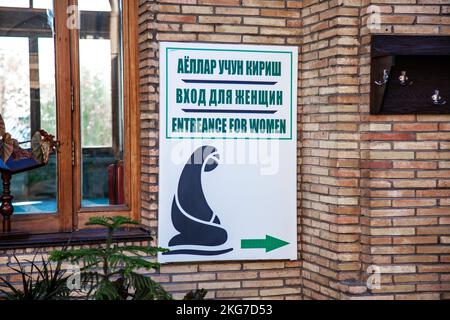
[0, 0, 140, 234]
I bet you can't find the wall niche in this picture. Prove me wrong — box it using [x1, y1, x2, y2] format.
[370, 35, 450, 115]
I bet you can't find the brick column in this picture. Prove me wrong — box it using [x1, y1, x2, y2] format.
[300, 0, 364, 299]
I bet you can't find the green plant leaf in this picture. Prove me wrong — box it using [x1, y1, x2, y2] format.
[94, 280, 122, 300]
[0, 254, 70, 300]
[48, 216, 171, 301]
[129, 272, 172, 300]
[111, 245, 168, 256]
[50, 248, 105, 266]
[85, 216, 140, 230]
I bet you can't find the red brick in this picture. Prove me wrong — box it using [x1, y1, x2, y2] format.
[417, 227, 450, 235]
[417, 208, 450, 216]
[392, 199, 437, 207]
[199, 0, 240, 5]
[417, 284, 450, 292]
[393, 180, 436, 188]
[157, 14, 196, 23]
[361, 161, 392, 169]
[393, 123, 438, 132]
[362, 133, 415, 141]
[417, 132, 450, 140]
[243, 0, 286, 8]
[158, 0, 196, 4]
[417, 189, 450, 197]
[393, 161, 437, 170]
[261, 9, 300, 18]
[393, 236, 438, 245]
[394, 255, 438, 263]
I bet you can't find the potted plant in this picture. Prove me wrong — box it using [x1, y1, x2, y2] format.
[0, 216, 209, 300]
[0, 255, 70, 300]
[50, 216, 172, 300]
[0, 114, 57, 232]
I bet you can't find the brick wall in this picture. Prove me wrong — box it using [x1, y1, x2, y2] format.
[300, 0, 450, 300]
[357, 0, 450, 300]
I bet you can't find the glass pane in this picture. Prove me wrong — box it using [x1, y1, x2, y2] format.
[0, 4, 57, 214]
[33, 0, 53, 10]
[79, 0, 125, 208]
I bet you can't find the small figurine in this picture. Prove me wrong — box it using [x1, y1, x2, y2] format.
[399, 71, 413, 86]
[374, 69, 389, 86]
[432, 89, 446, 106]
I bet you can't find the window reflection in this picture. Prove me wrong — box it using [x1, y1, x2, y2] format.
[33, 0, 53, 9]
[0, 3, 57, 214]
[0, 0, 53, 9]
[0, 0, 28, 8]
[78, 0, 112, 12]
[0, 37, 30, 142]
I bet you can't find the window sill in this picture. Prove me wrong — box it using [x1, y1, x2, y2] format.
[0, 227, 152, 250]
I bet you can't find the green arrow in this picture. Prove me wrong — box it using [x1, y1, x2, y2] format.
[241, 235, 289, 253]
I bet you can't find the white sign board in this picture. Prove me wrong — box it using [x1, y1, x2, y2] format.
[158, 42, 298, 263]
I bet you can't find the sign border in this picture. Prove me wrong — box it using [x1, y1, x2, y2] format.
[165, 47, 294, 141]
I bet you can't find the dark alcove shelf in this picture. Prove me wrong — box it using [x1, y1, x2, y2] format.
[370, 35, 450, 115]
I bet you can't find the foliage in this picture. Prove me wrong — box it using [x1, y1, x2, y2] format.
[184, 289, 208, 300]
[0, 255, 70, 300]
[80, 69, 112, 147]
[50, 216, 171, 300]
[0, 113, 57, 164]
[0, 49, 30, 142]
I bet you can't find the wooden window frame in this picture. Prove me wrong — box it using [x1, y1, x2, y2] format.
[2, 0, 140, 236]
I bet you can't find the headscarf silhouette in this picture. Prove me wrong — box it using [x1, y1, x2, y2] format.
[165, 146, 232, 256]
